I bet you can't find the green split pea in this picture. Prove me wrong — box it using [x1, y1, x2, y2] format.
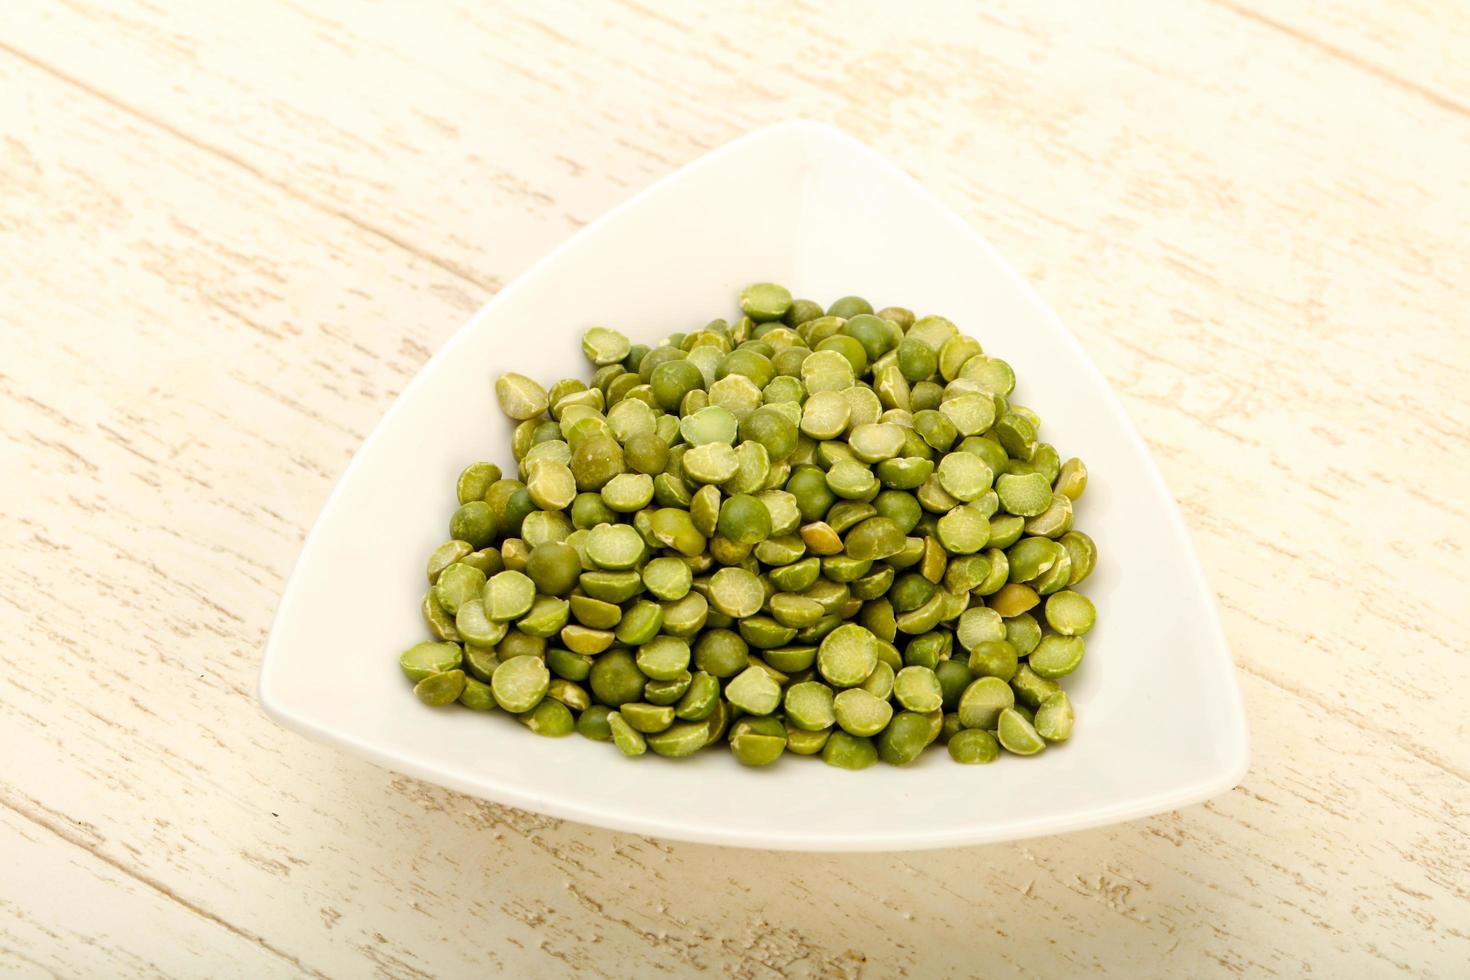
[402, 283, 1099, 770]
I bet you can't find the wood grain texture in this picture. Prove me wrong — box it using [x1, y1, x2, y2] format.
[1214, 0, 1470, 114]
[2, 1, 1467, 976]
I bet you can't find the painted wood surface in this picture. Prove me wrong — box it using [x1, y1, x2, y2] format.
[2, 1, 1466, 976]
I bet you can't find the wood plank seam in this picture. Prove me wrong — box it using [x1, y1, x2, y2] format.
[0, 38, 501, 298]
[1205, 0, 1469, 118]
[0, 790, 330, 979]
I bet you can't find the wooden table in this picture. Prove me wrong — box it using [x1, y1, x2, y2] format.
[3, 2, 1466, 976]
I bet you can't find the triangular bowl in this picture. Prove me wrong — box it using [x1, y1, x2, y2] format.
[260, 121, 1249, 851]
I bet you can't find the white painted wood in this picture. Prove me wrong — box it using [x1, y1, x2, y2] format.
[1, 1, 1466, 975]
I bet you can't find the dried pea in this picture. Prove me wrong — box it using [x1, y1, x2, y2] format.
[406, 285, 1099, 771]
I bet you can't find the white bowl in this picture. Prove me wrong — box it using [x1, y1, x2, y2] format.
[260, 121, 1248, 851]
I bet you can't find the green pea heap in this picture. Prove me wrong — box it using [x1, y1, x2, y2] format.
[400, 284, 1098, 768]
